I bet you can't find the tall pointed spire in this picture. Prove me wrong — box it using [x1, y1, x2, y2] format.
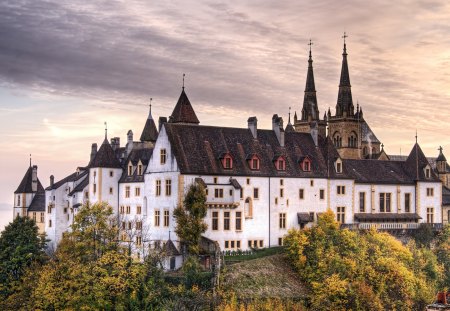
[140, 97, 158, 142]
[335, 32, 354, 117]
[285, 106, 294, 132]
[301, 39, 319, 121]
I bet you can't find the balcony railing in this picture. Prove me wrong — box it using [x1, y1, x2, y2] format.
[341, 223, 443, 231]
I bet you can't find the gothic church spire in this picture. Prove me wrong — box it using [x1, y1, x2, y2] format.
[301, 40, 320, 121]
[335, 32, 354, 117]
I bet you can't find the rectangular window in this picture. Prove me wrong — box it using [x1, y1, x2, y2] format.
[128, 221, 132, 230]
[336, 206, 345, 223]
[246, 178, 250, 185]
[128, 165, 133, 176]
[278, 237, 283, 246]
[405, 193, 411, 213]
[309, 212, 315, 222]
[213, 177, 218, 184]
[299, 189, 304, 199]
[125, 186, 130, 198]
[136, 236, 142, 246]
[164, 210, 169, 227]
[136, 221, 142, 230]
[40, 212, 44, 223]
[137, 206, 142, 214]
[236, 211, 242, 231]
[379, 193, 391, 212]
[280, 179, 284, 186]
[32, 212, 36, 221]
[17, 195, 21, 206]
[155, 210, 160, 226]
[359, 192, 365, 212]
[126, 206, 131, 214]
[229, 189, 233, 196]
[156, 180, 161, 196]
[240, 188, 243, 199]
[212, 211, 219, 230]
[138, 165, 143, 175]
[48, 219, 52, 227]
[160, 149, 167, 164]
[427, 207, 434, 223]
[253, 188, 259, 199]
[320, 189, 325, 200]
[259, 240, 263, 248]
[224, 211, 230, 230]
[237, 240, 241, 249]
[337, 185, 346, 195]
[275, 197, 278, 204]
[279, 213, 286, 229]
[135, 187, 141, 197]
[120, 206, 125, 214]
[122, 221, 126, 230]
[248, 240, 252, 248]
[225, 241, 229, 249]
[93, 183, 97, 194]
[109, 171, 113, 177]
[214, 188, 224, 198]
[310, 180, 314, 187]
[280, 188, 284, 198]
[231, 241, 235, 249]
[427, 188, 434, 196]
[165, 180, 172, 196]
[109, 187, 113, 194]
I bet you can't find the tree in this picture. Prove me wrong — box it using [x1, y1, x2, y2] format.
[0, 216, 47, 300]
[173, 183, 208, 255]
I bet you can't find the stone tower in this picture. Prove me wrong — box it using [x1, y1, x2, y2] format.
[294, 42, 327, 139]
[327, 36, 380, 159]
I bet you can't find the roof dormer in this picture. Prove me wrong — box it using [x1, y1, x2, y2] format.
[424, 164, 432, 179]
[273, 155, 286, 171]
[246, 154, 260, 171]
[335, 158, 343, 174]
[137, 160, 144, 175]
[219, 152, 233, 170]
[127, 161, 134, 176]
[299, 156, 312, 172]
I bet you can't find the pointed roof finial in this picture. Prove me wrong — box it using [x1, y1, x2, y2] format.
[104, 121, 107, 140]
[149, 97, 152, 114]
[182, 73, 185, 90]
[415, 129, 418, 143]
[308, 39, 313, 58]
[439, 146, 443, 153]
[288, 106, 291, 123]
[381, 143, 384, 150]
[29, 154, 32, 167]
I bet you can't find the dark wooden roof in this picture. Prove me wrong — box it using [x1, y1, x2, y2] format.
[168, 89, 200, 124]
[164, 123, 328, 178]
[90, 138, 122, 168]
[14, 166, 44, 194]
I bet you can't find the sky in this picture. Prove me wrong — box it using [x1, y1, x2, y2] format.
[1, 0, 450, 231]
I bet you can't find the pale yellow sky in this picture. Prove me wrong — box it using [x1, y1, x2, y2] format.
[1, 0, 450, 230]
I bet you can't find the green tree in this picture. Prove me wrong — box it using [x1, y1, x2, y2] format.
[173, 183, 208, 255]
[0, 216, 46, 300]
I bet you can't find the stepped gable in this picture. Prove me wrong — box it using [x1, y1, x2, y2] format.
[404, 143, 440, 181]
[120, 147, 154, 183]
[140, 105, 158, 142]
[169, 89, 200, 124]
[163, 123, 328, 178]
[27, 192, 45, 212]
[90, 138, 122, 169]
[14, 166, 44, 194]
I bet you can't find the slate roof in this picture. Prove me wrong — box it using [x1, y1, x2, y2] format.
[443, 186, 450, 206]
[344, 159, 412, 184]
[28, 192, 45, 212]
[140, 107, 158, 142]
[162, 239, 181, 256]
[68, 174, 89, 196]
[45, 172, 78, 191]
[119, 147, 154, 183]
[90, 138, 122, 168]
[297, 212, 312, 224]
[361, 121, 380, 144]
[168, 89, 200, 124]
[335, 43, 354, 117]
[163, 123, 329, 178]
[404, 143, 440, 181]
[14, 166, 45, 194]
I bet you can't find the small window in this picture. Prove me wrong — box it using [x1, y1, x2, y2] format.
[279, 213, 286, 229]
[222, 155, 233, 169]
[215, 188, 224, 198]
[160, 149, 167, 164]
[427, 188, 434, 196]
[249, 155, 260, 170]
[135, 187, 141, 196]
[48, 219, 52, 227]
[156, 180, 161, 196]
[240, 188, 243, 199]
[93, 183, 97, 194]
[154, 210, 160, 226]
[259, 240, 263, 248]
[299, 189, 304, 199]
[275, 197, 278, 204]
[337, 185, 346, 195]
[302, 159, 311, 172]
[164, 210, 169, 227]
[310, 180, 314, 187]
[214, 177, 218, 184]
[275, 157, 286, 171]
[109, 171, 114, 177]
[425, 168, 430, 178]
[319, 189, 325, 200]
[109, 187, 113, 194]
[126, 206, 131, 214]
[280, 179, 284, 186]
[120, 206, 125, 214]
[253, 188, 259, 199]
[125, 186, 130, 198]
[40, 212, 44, 223]
[229, 189, 233, 196]
[128, 165, 133, 176]
[405, 193, 411, 213]
[138, 165, 143, 175]
[246, 178, 250, 185]
[236, 211, 242, 231]
[212, 211, 219, 230]
[165, 180, 172, 196]
[280, 188, 284, 198]
[137, 206, 142, 214]
[359, 192, 365, 212]
[224, 212, 230, 230]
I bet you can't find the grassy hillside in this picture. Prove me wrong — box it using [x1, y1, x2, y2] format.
[221, 253, 308, 300]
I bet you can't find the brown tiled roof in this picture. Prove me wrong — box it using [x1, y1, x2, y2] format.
[90, 138, 122, 168]
[169, 89, 200, 124]
[14, 166, 44, 194]
[163, 123, 329, 178]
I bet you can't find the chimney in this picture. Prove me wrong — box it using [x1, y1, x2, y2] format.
[110, 137, 120, 151]
[126, 130, 134, 155]
[32, 165, 38, 192]
[50, 175, 54, 188]
[158, 117, 167, 132]
[272, 114, 285, 147]
[90, 143, 98, 163]
[247, 117, 258, 139]
[310, 121, 319, 147]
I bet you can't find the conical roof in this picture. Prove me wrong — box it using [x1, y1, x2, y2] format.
[169, 89, 200, 124]
[335, 43, 354, 117]
[301, 49, 319, 121]
[437, 147, 447, 162]
[405, 143, 437, 181]
[140, 106, 158, 142]
[14, 166, 44, 194]
[90, 138, 122, 168]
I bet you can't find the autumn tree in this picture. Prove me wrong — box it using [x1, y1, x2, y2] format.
[174, 183, 208, 255]
[0, 216, 47, 301]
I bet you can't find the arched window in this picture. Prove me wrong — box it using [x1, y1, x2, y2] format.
[221, 153, 233, 169]
[244, 197, 253, 218]
[348, 132, 358, 148]
[333, 133, 342, 148]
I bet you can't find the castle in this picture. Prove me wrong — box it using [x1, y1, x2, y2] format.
[13, 38, 450, 268]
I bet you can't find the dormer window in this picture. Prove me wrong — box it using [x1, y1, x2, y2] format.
[220, 153, 233, 169]
[299, 157, 312, 172]
[128, 164, 133, 176]
[274, 156, 286, 171]
[248, 154, 260, 170]
[138, 164, 143, 175]
[335, 158, 343, 173]
[424, 165, 431, 179]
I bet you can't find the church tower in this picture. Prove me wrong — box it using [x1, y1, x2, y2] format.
[327, 34, 380, 159]
[294, 41, 326, 138]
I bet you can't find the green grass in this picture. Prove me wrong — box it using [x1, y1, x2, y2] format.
[224, 246, 285, 262]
